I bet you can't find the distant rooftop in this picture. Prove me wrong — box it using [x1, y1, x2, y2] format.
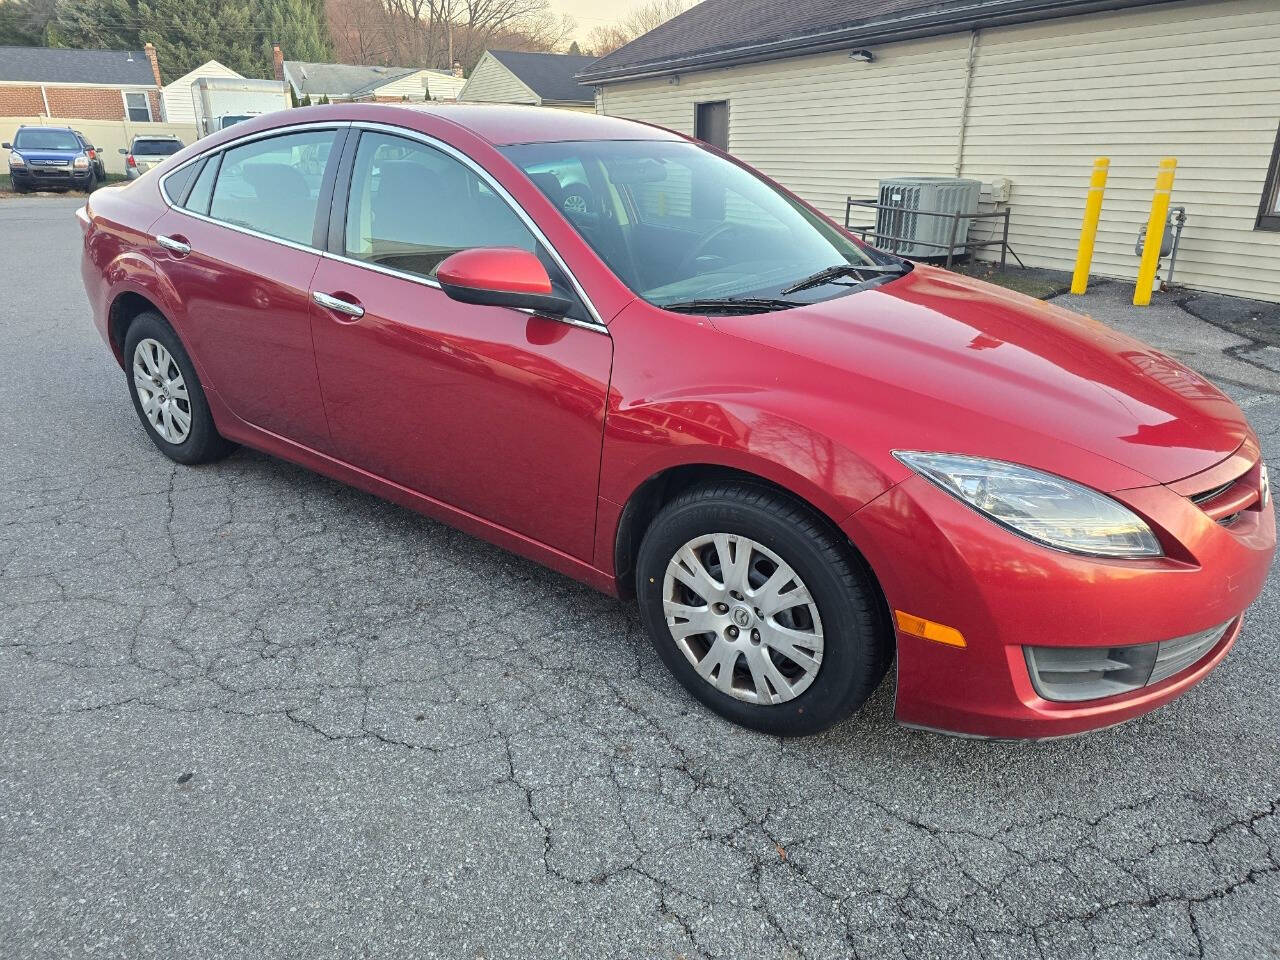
[0, 45, 158, 85]
[487, 50, 598, 103]
[283, 61, 435, 99]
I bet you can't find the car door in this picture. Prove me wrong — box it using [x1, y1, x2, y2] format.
[308, 128, 613, 560]
[151, 126, 343, 451]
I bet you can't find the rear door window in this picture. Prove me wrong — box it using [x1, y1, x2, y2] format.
[162, 160, 202, 205]
[209, 130, 337, 246]
[183, 155, 219, 215]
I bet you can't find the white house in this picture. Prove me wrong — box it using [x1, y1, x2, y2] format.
[459, 50, 597, 112]
[160, 59, 243, 124]
[583, 0, 1280, 303]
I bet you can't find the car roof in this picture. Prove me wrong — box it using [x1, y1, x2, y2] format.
[133, 135, 182, 141]
[339, 102, 685, 146]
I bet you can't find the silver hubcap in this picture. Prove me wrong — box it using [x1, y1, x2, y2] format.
[132, 338, 191, 444]
[663, 533, 824, 705]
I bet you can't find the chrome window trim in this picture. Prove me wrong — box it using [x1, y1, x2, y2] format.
[156, 118, 609, 336]
[157, 122, 349, 254]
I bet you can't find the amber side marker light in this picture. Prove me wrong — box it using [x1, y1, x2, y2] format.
[894, 611, 967, 648]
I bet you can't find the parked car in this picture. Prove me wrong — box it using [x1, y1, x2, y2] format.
[4, 125, 100, 192]
[120, 135, 185, 180]
[76, 105, 1275, 738]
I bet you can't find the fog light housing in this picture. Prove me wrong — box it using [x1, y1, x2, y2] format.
[1024, 621, 1232, 702]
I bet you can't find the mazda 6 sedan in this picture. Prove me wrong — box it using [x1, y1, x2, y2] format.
[77, 104, 1275, 737]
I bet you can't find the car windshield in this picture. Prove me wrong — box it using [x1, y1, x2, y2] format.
[132, 139, 182, 156]
[13, 129, 81, 151]
[502, 139, 906, 311]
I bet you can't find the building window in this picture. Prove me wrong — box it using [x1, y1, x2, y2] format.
[1259, 124, 1280, 231]
[695, 100, 729, 152]
[123, 91, 152, 122]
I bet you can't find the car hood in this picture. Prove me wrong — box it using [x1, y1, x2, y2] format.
[13, 149, 80, 162]
[710, 265, 1250, 489]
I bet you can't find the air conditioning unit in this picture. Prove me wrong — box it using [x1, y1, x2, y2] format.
[875, 177, 982, 258]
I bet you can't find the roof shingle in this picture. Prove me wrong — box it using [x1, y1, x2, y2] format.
[487, 50, 597, 103]
[0, 45, 157, 86]
[577, 0, 1170, 81]
[283, 61, 418, 98]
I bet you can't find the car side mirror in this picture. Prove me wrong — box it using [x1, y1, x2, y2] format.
[1, 143, 10, 150]
[118, 148, 129, 155]
[436, 247, 573, 317]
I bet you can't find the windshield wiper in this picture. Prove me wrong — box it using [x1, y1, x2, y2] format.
[781, 262, 908, 295]
[661, 297, 804, 315]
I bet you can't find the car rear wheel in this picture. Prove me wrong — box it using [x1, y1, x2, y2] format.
[123, 311, 236, 465]
[636, 482, 890, 736]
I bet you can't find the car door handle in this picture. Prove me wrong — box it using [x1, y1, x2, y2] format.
[155, 235, 190, 256]
[312, 291, 365, 319]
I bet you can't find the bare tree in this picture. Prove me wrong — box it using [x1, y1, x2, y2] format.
[326, 0, 573, 69]
[586, 0, 695, 57]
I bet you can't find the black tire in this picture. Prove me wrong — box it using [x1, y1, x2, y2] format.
[122, 310, 236, 465]
[12, 181, 28, 194]
[636, 483, 890, 736]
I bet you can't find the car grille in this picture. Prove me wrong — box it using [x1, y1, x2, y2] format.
[1186, 462, 1269, 526]
[1024, 619, 1235, 702]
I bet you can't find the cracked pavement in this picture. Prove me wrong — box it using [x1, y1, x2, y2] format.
[2, 197, 1278, 959]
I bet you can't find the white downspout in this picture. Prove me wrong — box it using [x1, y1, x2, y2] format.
[954, 29, 979, 177]
[40, 85, 51, 117]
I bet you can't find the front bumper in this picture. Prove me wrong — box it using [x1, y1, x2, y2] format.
[11, 166, 93, 189]
[844, 452, 1275, 738]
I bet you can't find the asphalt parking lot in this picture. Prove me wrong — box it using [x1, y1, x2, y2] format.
[1, 194, 1277, 960]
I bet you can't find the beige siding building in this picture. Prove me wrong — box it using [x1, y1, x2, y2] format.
[585, 0, 1280, 303]
[460, 50, 598, 112]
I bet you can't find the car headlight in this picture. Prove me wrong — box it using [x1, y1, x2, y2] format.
[73, 155, 89, 170]
[9, 152, 24, 167]
[893, 451, 1163, 558]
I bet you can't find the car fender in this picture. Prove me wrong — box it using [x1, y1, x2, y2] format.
[102, 250, 201, 376]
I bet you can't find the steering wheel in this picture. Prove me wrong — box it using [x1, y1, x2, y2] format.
[561, 185, 593, 217]
[679, 223, 745, 273]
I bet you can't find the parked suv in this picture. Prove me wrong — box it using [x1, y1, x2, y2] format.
[3, 125, 100, 192]
[121, 135, 185, 180]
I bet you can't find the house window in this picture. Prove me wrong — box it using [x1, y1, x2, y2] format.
[695, 101, 729, 152]
[1259, 123, 1280, 232]
[123, 91, 152, 122]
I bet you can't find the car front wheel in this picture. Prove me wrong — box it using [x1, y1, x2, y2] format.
[123, 310, 236, 465]
[636, 483, 890, 736]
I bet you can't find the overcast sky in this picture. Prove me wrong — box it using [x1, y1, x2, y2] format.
[553, 0, 647, 42]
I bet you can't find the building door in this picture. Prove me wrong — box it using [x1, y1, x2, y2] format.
[695, 100, 729, 151]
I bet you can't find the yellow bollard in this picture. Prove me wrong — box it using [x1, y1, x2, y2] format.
[1071, 157, 1110, 295]
[1134, 157, 1177, 306]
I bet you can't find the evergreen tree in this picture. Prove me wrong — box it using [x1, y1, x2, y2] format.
[51, 0, 332, 80]
[567, 41, 582, 56]
[256, 0, 330, 73]
[138, 0, 260, 78]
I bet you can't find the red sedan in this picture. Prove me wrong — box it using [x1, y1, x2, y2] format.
[77, 105, 1275, 737]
